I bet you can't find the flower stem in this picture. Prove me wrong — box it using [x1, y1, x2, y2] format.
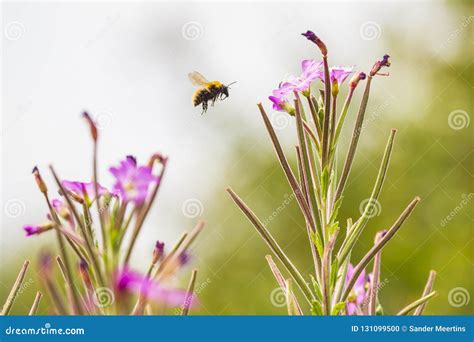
[332, 88, 354, 148]
[335, 76, 373, 202]
[49, 166, 105, 288]
[397, 291, 437, 315]
[321, 56, 332, 169]
[341, 197, 420, 301]
[338, 129, 396, 263]
[368, 231, 385, 315]
[123, 160, 167, 265]
[321, 228, 338, 315]
[226, 187, 315, 305]
[413, 270, 437, 315]
[181, 269, 198, 316]
[257, 103, 317, 235]
[1, 260, 29, 315]
[28, 292, 42, 316]
[266, 255, 303, 315]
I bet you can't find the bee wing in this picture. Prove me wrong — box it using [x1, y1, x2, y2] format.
[188, 71, 210, 86]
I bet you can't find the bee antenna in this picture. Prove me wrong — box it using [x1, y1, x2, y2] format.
[227, 81, 237, 87]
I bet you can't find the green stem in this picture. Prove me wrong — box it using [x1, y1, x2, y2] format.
[321, 56, 332, 169]
[397, 291, 437, 315]
[181, 269, 198, 316]
[335, 76, 373, 202]
[227, 187, 315, 304]
[1, 260, 29, 315]
[338, 129, 396, 263]
[50, 166, 105, 288]
[413, 270, 437, 315]
[341, 197, 420, 301]
[257, 103, 317, 236]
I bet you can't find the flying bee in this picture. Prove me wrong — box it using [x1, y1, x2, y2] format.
[188, 71, 235, 114]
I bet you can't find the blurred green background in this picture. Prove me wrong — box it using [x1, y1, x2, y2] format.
[1, 1, 472, 315]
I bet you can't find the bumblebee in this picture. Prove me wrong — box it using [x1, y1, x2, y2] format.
[188, 71, 234, 114]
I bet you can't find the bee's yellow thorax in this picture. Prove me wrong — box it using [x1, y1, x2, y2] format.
[206, 81, 223, 88]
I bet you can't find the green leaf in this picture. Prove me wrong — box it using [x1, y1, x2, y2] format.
[331, 301, 346, 316]
[321, 168, 330, 199]
[311, 231, 324, 258]
[329, 195, 344, 225]
[310, 275, 322, 302]
[328, 222, 339, 238]
[311, 300, 323, 316]
[376, 303, 384, 315]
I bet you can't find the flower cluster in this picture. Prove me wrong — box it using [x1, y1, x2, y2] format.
[5, 114, 204, 316]
[228, 31, 436, 316]
[269, 60, 354, 114]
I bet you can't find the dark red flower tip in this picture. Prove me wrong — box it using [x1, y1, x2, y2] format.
[301, 30, 327, 56]
[82, 111, 98, 141]
[126, 155, 137, 166]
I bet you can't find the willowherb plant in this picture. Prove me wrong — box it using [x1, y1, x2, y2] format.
[1, 114, 203, 316]
[227, 31, 437, 315]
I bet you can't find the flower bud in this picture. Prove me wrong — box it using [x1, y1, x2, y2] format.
[349, 72, 367, 89]
[152, 241, 165, 264]
[301, 31, 328, 56]
[82, 111, 98, 141]
[370, 54, 391, 77]
[32, 166, 47, 193]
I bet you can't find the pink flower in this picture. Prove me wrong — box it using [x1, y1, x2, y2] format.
[115, 268, 189, 306]
[269, 82, 295, 112]
[269, 60, 323, 112]
[329, 66, 353, 86]
[23, 221, 54, 237]
[62, 180, 109, 204]
[51, 199, 74, 227]
[293, 60, 324, 91]
[109, 156, 157, 205]
[345, 263, 368, 315]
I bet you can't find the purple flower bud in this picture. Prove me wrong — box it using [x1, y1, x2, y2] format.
[370, 54, 391, 77]
[301, 30, 327, 56]
[179, 252, 190, 266]
[153, 240, 165, 264]
[82, 111, 98, 141]
[62, 180, 109, 205]
[349, 72, 367, 90]
[23, 225, 40, 236]
[23, 221, 54, 237]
